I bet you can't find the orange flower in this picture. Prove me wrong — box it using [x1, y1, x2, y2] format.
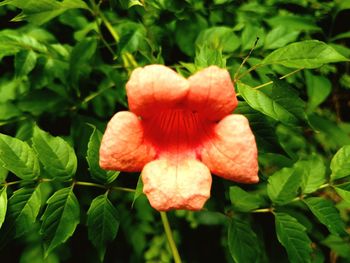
[100, 65, 258, 211]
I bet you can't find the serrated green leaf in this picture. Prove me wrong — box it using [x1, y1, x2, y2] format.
[262, 40, 349, 69]
[15, 49, 37, 77]
[229, 186, 262, 212]
[241, 24, 265, 51]
[235, 102, 284, 154]
[296, 155, 326, 194]
[0, 166, 8, 182]
[195, 45, 226, 68]
[0, 133, 40, 180]
[304, 197, 347, 236]
[86, 126, 119, 184]
[32, 126, 77, 180]
[69, 38, 97, 86]
[132, 176, 143, 207]
[8, 185, 41, 237]
[41, 187, 80, 256]
[267, 166, 303, 205]
[0, 30, 48, 59]
[266, 15, 321, 32]
[1, 0, 90, 25]
[322, 235, 350, 259]
[309, 115, 350, 149]
[87, 194, 120, 261]
[305, 71, 332, 111]
[275, 212, 312, 263]
[331, 31, 350, 41]
[264, 26, 299, 50]
[117, 22, 147, 54]
[0, 186, 7, 229]
[269, 76, 307, 121]
[330, 145, 350, 181]
[0, 102, 22, 121]
[334, 182, 350, 203]
[237, 82, 298, 125]
[228, 217, 260, 263]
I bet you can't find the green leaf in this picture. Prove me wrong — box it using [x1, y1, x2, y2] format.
[267, 166, 303, 205]
[305, 71, 332, 111]
[237, 82, 298, 125]
[241, 24, 265, 51]
[334, 182, 350, 203]
[309, 115, 350, 149]
[86, 126, 119, 184]
[175, 15, 207, 56]
[296, 155, 326, 194]
[264, 26, 299, 50]
[0, 102, 22, 121]
[87, 194, 120, 261]
[195, 45, 226, 68]
[14, 49, 37, 77]
[235, 102, 284, 154]
[69, 38, 97, 86]
[117, 22, 147, 54]
[0, 186, 7, 229]
[132, 176, 143, 207]
[0, 133, 40, 180]
[0, 30, 47, 59]
[41, 187, 80, 256]
[8, 185, 42, 237]
[330, 145, 350, 181]
[304, 197, 347, 236]
[228, 217, 260, 263]
[32, 126, 77, 180]
[0, 166, 8, 182]
[1, 0, 90, 25]
[196, 26, 240, 53]
[229, 186, 262, 212]
[269, 76, 307, 122]
[266, 15, 321, 32]
[274, 212, 312, 263]
[262, 40, 349, 69]
[322, 235, 350, 259]
[331, 31, 350, 41]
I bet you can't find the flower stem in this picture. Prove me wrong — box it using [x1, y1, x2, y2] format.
[160, 212, 182, 263]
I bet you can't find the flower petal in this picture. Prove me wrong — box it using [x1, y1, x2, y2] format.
[142, 158, 212, 211]
[187, 66, 238, 120]
[99, 111, 156, 171]
[126, 65, 189, 117]
[201, 114, 259, 183]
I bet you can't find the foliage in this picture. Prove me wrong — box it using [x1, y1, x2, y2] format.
[0, 0, 350, 262]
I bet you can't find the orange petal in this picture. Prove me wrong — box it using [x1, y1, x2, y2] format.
[142, 159, 212, 211]
[187, 66, 238, 121]
[99, 111, 156, 171]
[126, 65, 189, 117]
[201, 114, 259, 183]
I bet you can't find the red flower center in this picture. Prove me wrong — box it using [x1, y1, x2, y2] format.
[143, 108, 215, 158]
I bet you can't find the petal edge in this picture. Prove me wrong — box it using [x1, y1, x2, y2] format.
[99, 111, 156, 172]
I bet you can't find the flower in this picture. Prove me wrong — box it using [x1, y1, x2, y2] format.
[99, 65, 258, 211]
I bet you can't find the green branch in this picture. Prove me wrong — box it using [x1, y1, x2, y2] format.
[1, 179, 135, 193]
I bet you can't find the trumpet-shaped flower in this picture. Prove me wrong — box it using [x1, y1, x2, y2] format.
[100, 65, 258, 211]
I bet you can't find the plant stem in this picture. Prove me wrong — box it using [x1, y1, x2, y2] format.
[160, 212, 182, 263]
[74, 180, 107, 190]
[236, 67, 304, 96]
[252, 208, 273, 213]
